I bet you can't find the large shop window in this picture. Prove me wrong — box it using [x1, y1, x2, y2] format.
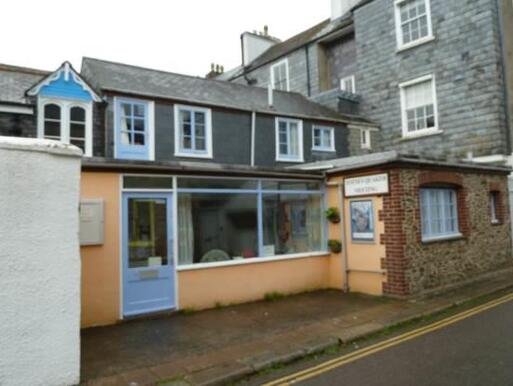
[420, 188, 460, 240]
[177, 178, 325, 266]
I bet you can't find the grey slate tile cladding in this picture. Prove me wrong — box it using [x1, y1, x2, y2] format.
[354, 0, 509, 158]
[0, 112, 36, 138]
[325, 35, 357, 90]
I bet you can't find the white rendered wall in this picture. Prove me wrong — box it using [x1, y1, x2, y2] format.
[0, 137, 82, 386]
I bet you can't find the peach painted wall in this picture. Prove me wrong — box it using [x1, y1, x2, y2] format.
[344, 191, 386, 295]
[326, 175, 386, 296]
[178, 255, 331, 310]
[80, 172, 121, 328]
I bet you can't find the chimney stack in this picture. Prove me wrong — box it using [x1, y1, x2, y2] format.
[331, 0, 360, 20]
[205, 63, 224, 79]
[241, 26, 281, 66]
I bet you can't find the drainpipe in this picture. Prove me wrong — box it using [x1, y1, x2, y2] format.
[250, 111, 256, 166]
[305, 45, 312, 97]
[338, 182, 350, 292]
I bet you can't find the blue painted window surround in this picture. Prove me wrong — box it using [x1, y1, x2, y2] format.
[420, 188, 459, 240]
[175, 105, 212, 158]
[276, 118, 303, 162]
[312, 126, 335, 152]
[115, 98, 150, 160]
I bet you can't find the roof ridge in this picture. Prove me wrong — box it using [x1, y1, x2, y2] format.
[0, 63, 50, 76]
[81, 56, 308, 98]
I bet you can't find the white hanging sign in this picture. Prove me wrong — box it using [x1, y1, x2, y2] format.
[344, 173, 389, 197]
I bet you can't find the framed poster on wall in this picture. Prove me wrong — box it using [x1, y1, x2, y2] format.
[350, 200, 374, 241]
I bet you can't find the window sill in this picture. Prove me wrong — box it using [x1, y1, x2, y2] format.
[311, 147, 336, 153]
[176, 251, 330, 271]
[276, 158, 305, 163]
[174, 152, 213, 159]
[397, 35, 435, 53]
[400, 129, 443, 142]
[422, 233, 464, 244]
[491, 220, 502, 226]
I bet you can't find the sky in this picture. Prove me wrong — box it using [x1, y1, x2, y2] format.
[1, 0, 330, 76]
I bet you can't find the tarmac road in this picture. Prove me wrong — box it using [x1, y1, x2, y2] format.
[265, 295, 513, 386]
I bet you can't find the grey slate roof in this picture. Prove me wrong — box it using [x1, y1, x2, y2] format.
[0, 64, 48, 105]
[81, 57, 375, 125]
[294, 151, 511, 174]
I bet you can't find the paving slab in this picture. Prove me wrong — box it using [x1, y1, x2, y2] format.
[81, 268, 513, 385]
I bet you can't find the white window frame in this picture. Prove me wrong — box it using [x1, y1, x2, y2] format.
[394, 0, 434, 51]
[361, 129, 372, 149]
[270, 59, 290, 92]
[37, 97, 93, 157]
[399, 74, 440, 139]
[420, 188, 461, 241]
[340, 75, 356, 93]
[275, 117, 304, 163]
[312, 126, 335, 152]
[174, 104, 213, 159]
[490, 192, 500, 224]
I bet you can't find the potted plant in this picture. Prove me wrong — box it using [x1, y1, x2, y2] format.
[328, 239, 342, 254]
[325, 207, 341, 223]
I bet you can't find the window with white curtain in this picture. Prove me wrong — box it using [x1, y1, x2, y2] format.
[174, 105, 212, 158]
[270, 59, 290, 91]
[395, 0, 433, 49]
[420, 188, 460, 240]
[400, 75, 438, 137]
[340, 75, 356, 93]
[276, 117, 303, 162]
[312, 126, 335, 152]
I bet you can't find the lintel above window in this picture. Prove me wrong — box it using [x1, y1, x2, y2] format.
[270, 59, 290, 92]
[394, 0, 434, 51]
[174, 105, 213, 159]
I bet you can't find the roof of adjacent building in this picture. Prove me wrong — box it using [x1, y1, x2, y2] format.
[81, 57, 375, 125]
[295, 151, 512, 174]
[0, 64, 48, 105]
[225, 13, 355, 80]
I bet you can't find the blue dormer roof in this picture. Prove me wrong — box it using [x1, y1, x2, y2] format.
[26, 61, 101, 102]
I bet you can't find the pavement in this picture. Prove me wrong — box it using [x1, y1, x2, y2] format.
[291, 294, 513, 386]
[81, 268, 513, 386]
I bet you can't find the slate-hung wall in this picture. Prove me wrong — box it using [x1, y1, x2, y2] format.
[354, 0, 509, 159]
[0, 112, 36, 138]
[100, 94, 349, 166]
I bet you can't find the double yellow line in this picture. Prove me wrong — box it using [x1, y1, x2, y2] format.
[263, 292, 513, 386]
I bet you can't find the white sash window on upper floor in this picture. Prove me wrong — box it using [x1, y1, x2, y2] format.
[270, 59, 290, 91]
[312, 126, 335, 152]
[399, 74, 439, 138]
[394, 0, 434, 51]
[276, 117, 303, 162]
[174, 105, 213, 159]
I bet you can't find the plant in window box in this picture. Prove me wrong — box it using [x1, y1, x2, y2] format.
[328, 239, 342, 254]
[325, 207, 341, 224]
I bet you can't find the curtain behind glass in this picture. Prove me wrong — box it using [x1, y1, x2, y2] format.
[178, 194, 194, 265]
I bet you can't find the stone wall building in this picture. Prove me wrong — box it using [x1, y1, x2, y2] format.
[224, 0, 513, 163]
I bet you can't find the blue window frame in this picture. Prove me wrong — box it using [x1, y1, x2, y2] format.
[115, 98, 151, 160]
[420, 188, 459, 240]
[312, 126, 335, 152]
[276, 118, 303, 162]
[174, 105, 212, 158]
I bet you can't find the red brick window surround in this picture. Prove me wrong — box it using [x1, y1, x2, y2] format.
[417, 171, 469, 239]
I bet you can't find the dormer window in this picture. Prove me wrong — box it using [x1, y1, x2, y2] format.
[43, 104, 61, 141]
[270, 59, 290, 91]
[28, 61, 101, 157]
[37, 99, 93, 156]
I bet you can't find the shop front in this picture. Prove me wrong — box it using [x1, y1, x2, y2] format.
[79, 163, 343, 328]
